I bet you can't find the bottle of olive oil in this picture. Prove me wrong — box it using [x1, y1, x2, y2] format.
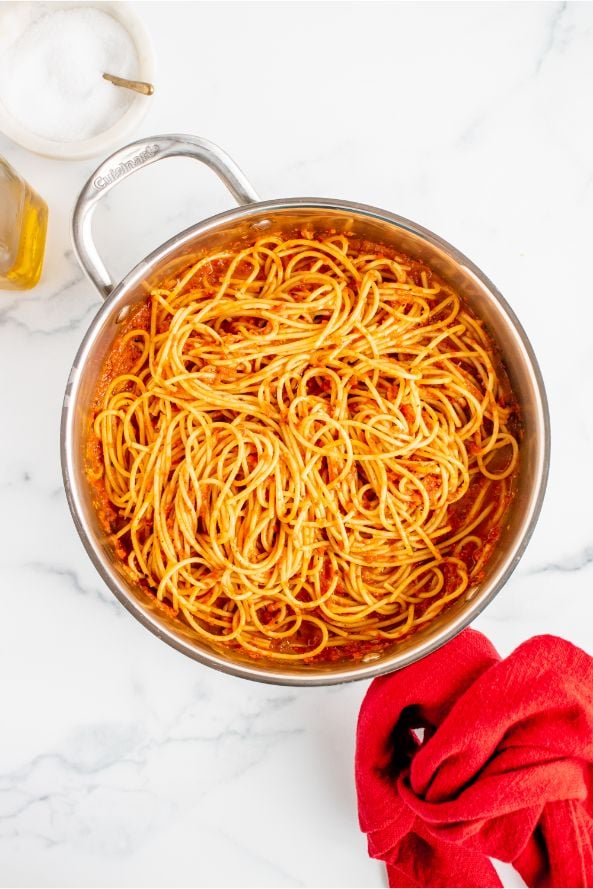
[0, 156, 48, 290]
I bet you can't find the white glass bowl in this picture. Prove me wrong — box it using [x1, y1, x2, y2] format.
[0, 1, 155, 160]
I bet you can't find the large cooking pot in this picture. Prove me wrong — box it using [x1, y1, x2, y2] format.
[62, 134, 550, 685]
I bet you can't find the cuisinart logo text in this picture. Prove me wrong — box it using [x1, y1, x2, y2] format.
[93, 144, 160, 190]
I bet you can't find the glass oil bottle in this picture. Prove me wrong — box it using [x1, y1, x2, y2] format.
[0, 156, 48, 290]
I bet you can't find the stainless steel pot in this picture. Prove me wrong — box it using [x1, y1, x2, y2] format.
[62, 134, 550, 686]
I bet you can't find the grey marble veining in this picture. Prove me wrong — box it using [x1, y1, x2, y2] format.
[1, 2, 592, 886]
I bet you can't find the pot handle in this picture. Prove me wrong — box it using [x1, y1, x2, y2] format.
[71, 134, 260, 300]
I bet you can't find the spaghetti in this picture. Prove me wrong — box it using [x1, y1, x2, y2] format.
[87, 232, 520, 662]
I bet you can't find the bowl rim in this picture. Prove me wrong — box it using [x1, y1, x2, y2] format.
[0, 1, 155, 160]
[61, 196, 551, 685]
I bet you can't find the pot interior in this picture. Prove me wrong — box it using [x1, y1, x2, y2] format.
[63, 202, 548, 684]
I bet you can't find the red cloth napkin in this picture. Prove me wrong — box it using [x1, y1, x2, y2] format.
[355, 630, 593, 888]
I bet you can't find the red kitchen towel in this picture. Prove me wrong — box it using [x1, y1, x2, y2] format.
[355, 630, 593, 888]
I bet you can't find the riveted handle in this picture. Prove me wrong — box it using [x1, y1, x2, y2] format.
[72, 134, 260, 299]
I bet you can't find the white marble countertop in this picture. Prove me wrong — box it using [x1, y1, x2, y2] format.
[2, 2, 593, 886]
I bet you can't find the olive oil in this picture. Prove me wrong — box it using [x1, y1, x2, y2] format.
[0, 157, 48, 290]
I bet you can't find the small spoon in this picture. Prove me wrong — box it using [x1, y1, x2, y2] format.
[103, 73, 155, 96]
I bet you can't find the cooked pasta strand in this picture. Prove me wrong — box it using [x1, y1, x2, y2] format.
[86, 233, 520, 662]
